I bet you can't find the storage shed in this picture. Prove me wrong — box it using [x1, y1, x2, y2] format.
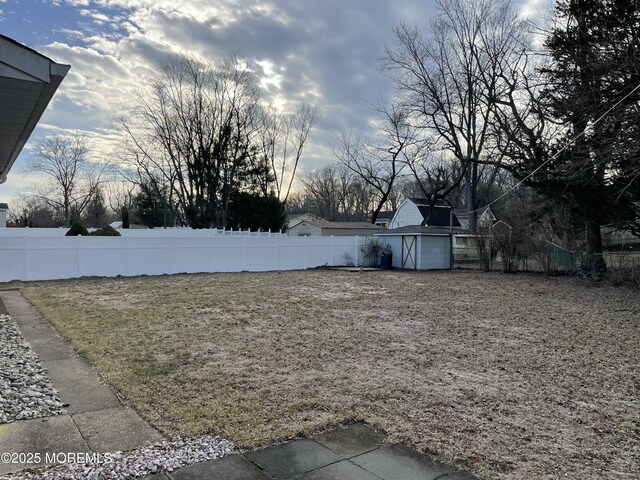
[375, 226, 456, 270]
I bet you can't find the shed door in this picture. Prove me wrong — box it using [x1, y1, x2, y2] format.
[402, 235, 417, 270]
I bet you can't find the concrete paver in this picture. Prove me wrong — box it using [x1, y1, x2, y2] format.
[48, 376, 123, 415]
[24, 338, 77, 361]
[295, 459, 382, 480]
[351, 443, 457, 480]
[0, 415, 89, 474]
[168, 455, 270, 480]
[245, 439, 342, 479]
[313, 423, 386, 458]
[71, 406, 163, 452]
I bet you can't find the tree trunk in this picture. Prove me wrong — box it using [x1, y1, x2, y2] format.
[465, 165, 477, 232]
[585, 219, 607, 278]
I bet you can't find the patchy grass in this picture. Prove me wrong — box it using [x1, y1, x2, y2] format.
[20, 270, 640, 480]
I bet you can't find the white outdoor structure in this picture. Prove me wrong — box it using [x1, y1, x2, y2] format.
[0, 34, 70, 184]
[0, 232, 368, 282]
[288, 221, 385, 237]
[376, 226, 452, 270]
[388, 198, 461, 229]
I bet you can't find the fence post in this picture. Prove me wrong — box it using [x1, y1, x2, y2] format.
[124, 235, 129, 276]
[169, 234, 173, 274]
[77, 235, 82, 278]
[355, 236, 359, 267]
[23, 234, 28, 281]
[242, 237, 247, 271]
[304, 235, 309, 269]
[330, 235, 334, 266]
[274, 235, 279, 270]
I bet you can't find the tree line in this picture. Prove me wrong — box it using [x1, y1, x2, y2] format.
[11, 0, 640, 274]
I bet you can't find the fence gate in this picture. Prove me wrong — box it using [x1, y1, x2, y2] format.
[402, 235, 417, 269]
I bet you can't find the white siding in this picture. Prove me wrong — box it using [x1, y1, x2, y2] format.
[388, 199, 423, 229]
[417, 235, 450, 270]
[288, 222, 322, 236]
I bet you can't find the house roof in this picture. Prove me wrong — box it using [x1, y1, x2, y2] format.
[0, 34, 70, 184]
[302, 221, 385, 230]
[406, 198, 461, 227]
[376, 225, 466, 236]
[374, 210, 395, 220]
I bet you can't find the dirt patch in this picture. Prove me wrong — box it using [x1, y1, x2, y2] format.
[21, 270, 640, 480]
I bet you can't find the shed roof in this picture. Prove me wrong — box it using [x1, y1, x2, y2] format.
[0, 34, 70, 183]
[376, 225, 466, 236]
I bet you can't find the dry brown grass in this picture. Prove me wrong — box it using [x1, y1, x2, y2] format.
[20, 270, 640, 480]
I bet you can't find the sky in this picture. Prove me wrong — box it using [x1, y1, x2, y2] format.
[0, 0, 551, 205]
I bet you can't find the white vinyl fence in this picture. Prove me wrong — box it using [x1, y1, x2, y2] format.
[0, 232, 365, 282]
[0, 227, 285, 238]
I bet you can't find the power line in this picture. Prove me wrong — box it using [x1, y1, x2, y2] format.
[469, 81, 640, 215]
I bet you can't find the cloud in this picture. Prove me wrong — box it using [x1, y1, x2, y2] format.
[0, 0, 553, 204]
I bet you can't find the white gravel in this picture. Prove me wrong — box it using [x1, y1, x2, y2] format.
[0, 435, 234, 480]
[0, 314, 65, 423]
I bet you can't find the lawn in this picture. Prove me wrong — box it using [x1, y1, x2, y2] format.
[21, 270, 639, 480]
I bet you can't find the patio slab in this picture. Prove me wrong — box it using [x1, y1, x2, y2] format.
[245, 439, 342, 479]
[296, 459, 382, 480]
[313, 422, 387, 458]
[0, 415, 89, 474]
[168, 455, 270, 480]
[71, 406, 163, 452]
[351, 443, 457, 480]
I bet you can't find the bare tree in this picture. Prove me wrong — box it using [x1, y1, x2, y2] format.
[301, 165, 373, 221]
[382, 0, 524, 227]
[334, 104, 419, 223]
[257, 104, 318, 203]
[119, 54, 262, 228]
[24, 134, 103, 226]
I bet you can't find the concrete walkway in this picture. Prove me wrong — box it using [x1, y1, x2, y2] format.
[0, 290, 162, 475]
[145, 423, 479, 479]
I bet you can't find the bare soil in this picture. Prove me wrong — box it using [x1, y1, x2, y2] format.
[21, 270, 640, 480]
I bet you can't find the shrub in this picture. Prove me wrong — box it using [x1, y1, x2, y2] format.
[360, 237, 389, 267]
[90, 225, 121, 237]
[65, 222, 89, 236]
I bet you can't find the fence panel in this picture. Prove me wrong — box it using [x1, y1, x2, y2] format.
[0, 232, 365, 282]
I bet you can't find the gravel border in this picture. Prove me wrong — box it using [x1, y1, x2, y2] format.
[0, 314, 65, 423]
[0, 435, 234, 480]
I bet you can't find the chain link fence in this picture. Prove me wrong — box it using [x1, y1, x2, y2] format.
[452, 233, 639, 286]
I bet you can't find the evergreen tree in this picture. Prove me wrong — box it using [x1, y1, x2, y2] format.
[543, 0, 640, 273]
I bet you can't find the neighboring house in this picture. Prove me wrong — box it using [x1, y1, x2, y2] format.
[455, 207, 496, 230]
[372, 211, 394, 228]
[285, 213, 325, 231]
[388, 198, 461, 229]
[288, 220, 386, 237]
[0, 34, 70, 184]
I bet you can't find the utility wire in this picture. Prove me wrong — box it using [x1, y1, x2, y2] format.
[468, 81, 640, 215]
